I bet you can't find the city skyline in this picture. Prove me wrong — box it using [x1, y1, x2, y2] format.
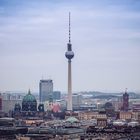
[0, 0, 140, 93]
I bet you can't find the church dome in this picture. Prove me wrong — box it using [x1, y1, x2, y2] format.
[66, 117, 79, 123]
[23, 90, 36, 103]
[22, 90, 37, 112]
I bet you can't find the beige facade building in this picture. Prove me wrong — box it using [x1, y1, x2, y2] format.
[132, 112, 140, 121]
[97, 118, 107, 127]
[119, 111, 132, 120]
[78, 111, 107, 120]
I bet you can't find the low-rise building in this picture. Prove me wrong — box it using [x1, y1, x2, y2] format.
[132, 111, 140, 122]
[2, 99, 22, 114]
[78, 111, 107, 120]
[133, 103, 140, 112]
[119, 111, 132, 120]
[97, 118, 107, 127]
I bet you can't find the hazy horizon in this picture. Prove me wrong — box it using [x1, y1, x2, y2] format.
[2, 89, 140, 95]
[0, 0, 140, 93]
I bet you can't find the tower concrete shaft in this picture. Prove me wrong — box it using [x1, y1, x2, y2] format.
[65, 12, 74, 111]
[67, 60, 72, 111]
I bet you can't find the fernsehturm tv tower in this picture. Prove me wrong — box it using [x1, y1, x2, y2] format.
[65, 12, 74, 111]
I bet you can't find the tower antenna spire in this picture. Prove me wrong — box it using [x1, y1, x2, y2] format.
[69, 12, 71, 43]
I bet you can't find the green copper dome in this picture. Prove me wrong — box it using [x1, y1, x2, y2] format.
[66, 117, 79, 123]
[22, 89, 37, 113]
[22, 90, 36, 103]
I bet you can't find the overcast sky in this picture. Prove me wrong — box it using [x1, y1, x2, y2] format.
[0, 0, 140, 93]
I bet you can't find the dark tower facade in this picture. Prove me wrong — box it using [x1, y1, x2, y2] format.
[65, 12, 74, 111]
[123, 89, 129, 111]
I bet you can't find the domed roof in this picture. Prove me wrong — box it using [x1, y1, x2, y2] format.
[104, 102, 113, 109]
[22, 90, 36, 103]
[66, 117, 79, 123]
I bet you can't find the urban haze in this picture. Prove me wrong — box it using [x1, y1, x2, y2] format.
[0, 0, 140, 92]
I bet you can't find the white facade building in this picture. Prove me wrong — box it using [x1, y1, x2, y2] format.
[72, 94, 82, 109]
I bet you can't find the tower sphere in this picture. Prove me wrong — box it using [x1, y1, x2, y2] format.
[65, 51, 74, 59]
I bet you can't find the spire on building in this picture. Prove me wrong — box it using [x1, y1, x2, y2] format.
[125, 88, 127, 94]
[28, 89, 31, 95]
[69, 12, 71, 43]
[123, 88, 129, 111]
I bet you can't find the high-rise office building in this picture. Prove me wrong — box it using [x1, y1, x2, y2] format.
[39, 79, 53, 102]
